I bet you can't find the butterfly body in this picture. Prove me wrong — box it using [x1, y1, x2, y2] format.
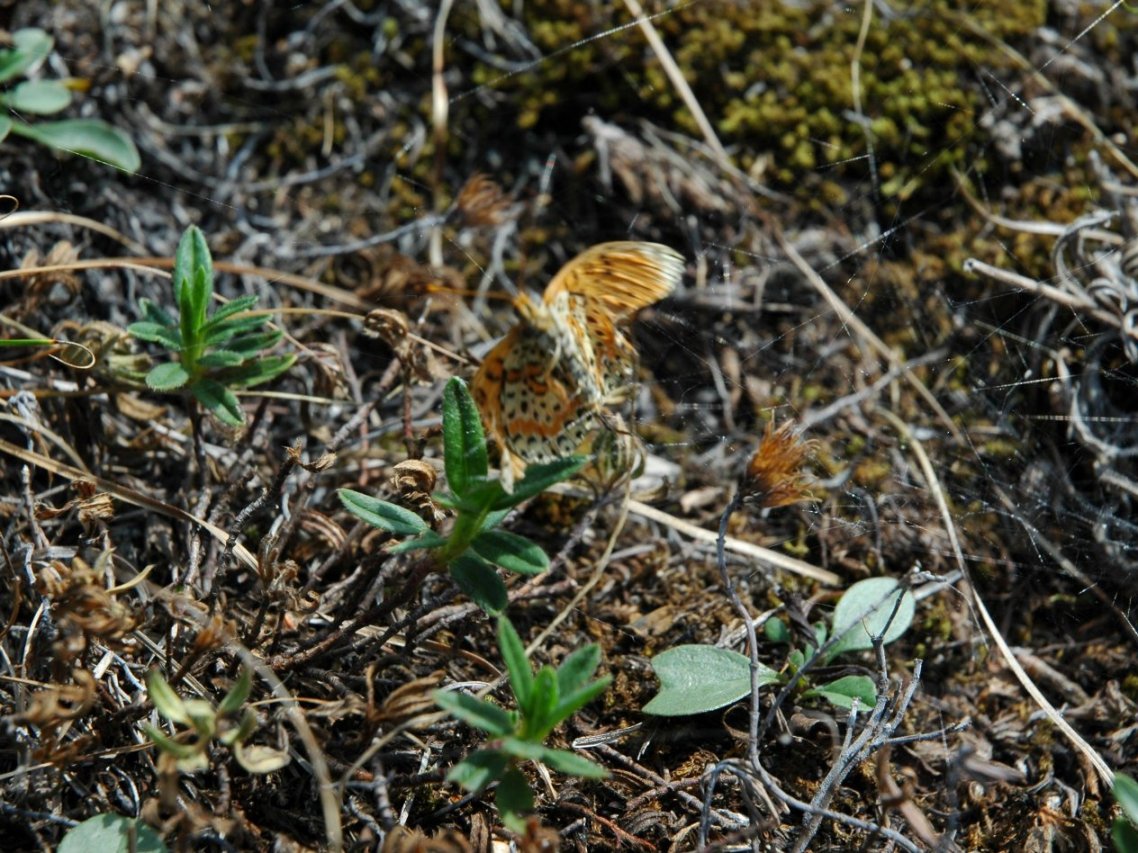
[471, 241, 683, 476]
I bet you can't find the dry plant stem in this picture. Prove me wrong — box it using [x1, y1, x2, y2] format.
[429, 0, 455, 269]
[620, 0, 727, 164]
[877, 408, 1114, 786]
[716, 493, 763, 772]
[962, 257, 1120, 327]
[792, 666, 925, 852]
[772, 224, 964, 444]
[627, 498, 840, 585]
[0, 438, 258, 571]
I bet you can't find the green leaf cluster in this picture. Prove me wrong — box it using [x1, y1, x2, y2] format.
[0, 28, 140, 172]
[644, 577, 915, 716]
[143, 668, 290, 775]
[128, 225, 296, 426]
[433, 617, 611, 832]
[339, 377, 585, 613]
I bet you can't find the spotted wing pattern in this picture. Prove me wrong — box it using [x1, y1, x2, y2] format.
[471, 241, 683, 476]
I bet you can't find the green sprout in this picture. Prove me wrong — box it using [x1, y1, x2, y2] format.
[127, 225, 296, 427]
[0, 28, 139, 172]
[142, 667, 290, 775]
[433, 616, 611, 832]
[339, 377, 586, 614]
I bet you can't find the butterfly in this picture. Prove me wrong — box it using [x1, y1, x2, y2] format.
[471, 241, 683, 479]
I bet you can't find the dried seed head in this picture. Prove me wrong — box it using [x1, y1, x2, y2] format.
[456, 172, 514, 226]
[390, 460, 446, 527]
[739, 421, 815, 509]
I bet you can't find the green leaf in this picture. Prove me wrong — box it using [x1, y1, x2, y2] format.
[643, 644, 779, 717]
[497, 617, 534, 712]
[491, 456, 586, 510]
[57, 813, 167, 853]
[827, 577, 916, 658]
[554, 675, 611, 724]
[141, 724, 200, 761]
[450, 478, 505, 516]
[203, 294, 259, 326]
[434, 689, 514, 736]
[495, 766, 535, 833]
[0, 114, 11, 142]
[338, 489, 428, 536]
[6, 79, 71, 114]
[196, 350, 245, 369]
[471, 529, 549, 575]
[764, 617, 790, 644]
[1115, 773, 1138, 829]
[208, 328, 282, 355]
[446, 749, 509, 794]
[138, 297, 176, 327]
[9, 118, 140, 172]
[556, 643, 602, 698]
[202, 315, 268, 344]
[442, 377, 488, 497]
[525, 666, 560, 738]
[190, 379, 244, 426]
[128, 322, 182, 350]
[803, 675, 877, 710]
[497, 736, 548, 762]
[449, 553, 507, 614]
[1115, 819, 1138, 853]
[0, 29, 53, 84]
[533, 745, 608, 779]
[145, 362, 190, 391]
[386, 530, 446, 554]
[173, 226, 212, 336]
[146, 670, 189, 725]
[218, 354, 296, 388]
[216, 668, 252, 717]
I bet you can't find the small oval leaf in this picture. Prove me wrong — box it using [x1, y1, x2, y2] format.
[644, 645, 778, 716]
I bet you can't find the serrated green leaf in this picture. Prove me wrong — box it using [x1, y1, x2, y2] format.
[442, 377, 487, 497]
[138, 297, 176, 327]
[205, 326, 279, 352]
[449, 553, 507, 614]
[218, 354, 295, 389]
[496, 766, 534, 833]
[497, 617, 534, 712]
[196, 350, 245, 369]
[827, 577, 915, 658]
[128, 321, 182, 350]
[643, 644, 779, 717]
[470, 529, 549, 575]
[173, 226, 212, 335]
[490, 456, 586, 509]
[203, 294, 259, 326]
[145, 361, 190, 391]
[387, 530, 446, 554]
[190, 379, 244, 426]
[803, 675, 876, 710]
[9, 118, 140, 172]
[338, 489, 428, 535]
[0, 29, 53, 84]
[446, 749, 508, 794]
[6, 79, 71, 114]
[434, 689, 513, 736]
[57, 813, 167, 853]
